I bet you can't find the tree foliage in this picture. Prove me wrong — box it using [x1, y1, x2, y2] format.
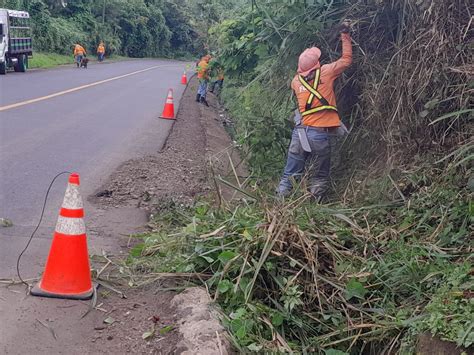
[0, 0, 207, 57]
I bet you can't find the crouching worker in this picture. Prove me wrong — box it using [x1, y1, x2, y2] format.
[196, 55, 211, 106]
[277, 21, 352, 202]
[73, 43, 87, 68]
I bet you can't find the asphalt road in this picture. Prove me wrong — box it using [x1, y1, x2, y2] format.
[0, 59, 190, 352]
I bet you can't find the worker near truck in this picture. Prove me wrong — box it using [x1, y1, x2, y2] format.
[73, 43, 86, 68]
[277, 20, 352, 202]
[97, 42, 105, 62]
[196, 54, 211, 107]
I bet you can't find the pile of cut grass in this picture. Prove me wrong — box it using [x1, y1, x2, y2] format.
[127, 150, 473, 353]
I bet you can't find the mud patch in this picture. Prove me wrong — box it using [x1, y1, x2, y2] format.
[417, 333, 474, 355]
[86, 286, 181, 354]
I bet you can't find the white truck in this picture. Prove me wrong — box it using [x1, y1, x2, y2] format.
[0, 9, 32, 75]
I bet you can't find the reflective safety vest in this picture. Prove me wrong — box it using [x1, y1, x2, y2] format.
[298, 69, 338, 117]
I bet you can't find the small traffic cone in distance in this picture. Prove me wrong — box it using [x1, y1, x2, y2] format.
[181, 71, 187, 85]
[160, 89, 175, 120]
[31, 173, 94, 300]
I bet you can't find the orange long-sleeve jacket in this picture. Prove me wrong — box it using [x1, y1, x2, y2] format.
[197, 60, 210, 80]
[97, 44, 105, 54]
[74, 44, 86, 56]
[291, 33, 352, 128]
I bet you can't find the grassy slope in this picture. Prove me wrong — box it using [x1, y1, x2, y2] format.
[28, 52, 73, 69]
[28, 52, 131, 69]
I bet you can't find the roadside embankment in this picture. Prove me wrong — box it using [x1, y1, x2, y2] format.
[28, 52, 72, 69]
[28, 52, 131, 70]
[88, 76, 239, 353]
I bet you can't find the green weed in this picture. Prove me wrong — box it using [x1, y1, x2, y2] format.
[129, 158, 473, 352]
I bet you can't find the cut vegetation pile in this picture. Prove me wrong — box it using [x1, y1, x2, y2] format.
[129, 156, 472, 353]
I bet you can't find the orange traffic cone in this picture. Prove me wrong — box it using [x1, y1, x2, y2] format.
[160, 89, 175, 120]
[31, 173, 94, 300]
[181, 71, 187, 85]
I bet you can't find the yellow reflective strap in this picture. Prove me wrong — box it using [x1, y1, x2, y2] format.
[298, 69, 337, 117]
[314, 69, 321, 90]
[301, 105, 338, 116]
[305, 69, 322, 105]
[308, 69, 323, 104]
[299, 75, 323, 101]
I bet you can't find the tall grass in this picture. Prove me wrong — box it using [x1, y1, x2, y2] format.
[214, 0, 473, 178]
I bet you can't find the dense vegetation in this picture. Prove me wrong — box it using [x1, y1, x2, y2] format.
[124, 0, 472, 353]
[0, 0, 245, 57]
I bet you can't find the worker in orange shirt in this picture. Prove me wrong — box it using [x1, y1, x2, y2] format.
[277, 20, 353, 201]
[196, 54, 211, 106]
[210, 65, 224, 94]
[73, 44, 86, 68]
[97, 42, 105, 62]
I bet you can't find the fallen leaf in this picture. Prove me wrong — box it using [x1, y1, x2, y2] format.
[103, 317, 116, 325]
[142, 329, 155, 340]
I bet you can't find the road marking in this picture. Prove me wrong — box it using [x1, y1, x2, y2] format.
[0, 64, 177, 112]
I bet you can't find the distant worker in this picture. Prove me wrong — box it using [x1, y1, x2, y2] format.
[209, 65, 224, 94]
[196, 54, 211, 107]
[73, 44, 86, 68]
[277, 20, 353, 202]
[97, 42, 105, 62]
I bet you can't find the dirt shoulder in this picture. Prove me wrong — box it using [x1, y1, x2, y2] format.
[86, 76, 241, 353]
[91, 76, 245, 209]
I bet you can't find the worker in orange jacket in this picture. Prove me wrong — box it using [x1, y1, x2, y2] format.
[97, 42, 105, 62]
[209, 65, 224, 94]
[196, 54, 211, 106]
[277, 20, 353, 201]
[73, 44, 86, 68]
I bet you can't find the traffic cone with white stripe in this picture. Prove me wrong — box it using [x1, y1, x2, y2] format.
[160, 89, 175, 120]
[181, 71, 187, 85]
[31, 173, 93, 300]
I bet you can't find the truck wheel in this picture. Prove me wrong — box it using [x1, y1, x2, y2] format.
[0, 62, 6, 75]
[18, 55, 27, 72]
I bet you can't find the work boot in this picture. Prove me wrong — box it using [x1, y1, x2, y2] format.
[200, 96, 209, 107]
[196, 94, 201, 102]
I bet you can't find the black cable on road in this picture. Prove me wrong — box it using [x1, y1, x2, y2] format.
[16, 171, 72, 288]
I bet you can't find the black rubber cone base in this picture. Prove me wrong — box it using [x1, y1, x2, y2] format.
[31, 282, 97, 300]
